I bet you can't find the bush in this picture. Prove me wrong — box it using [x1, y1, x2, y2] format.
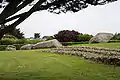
[13, 44, 25, 50]
[46, 36, 53, 41]
[111, 33, 120, 40]
[54, 30, 80, 42]
[15, 39, 27, 44]
[0, 39, 43, 50]
[0, 45, 7, 51]
[61, 42, 89, 46]
[26, 39, 42, 44]
[108, 40, 120, 43]
[0, 38, 42, 45]
[77, 34, 93, 42]
[0, 39, 15, 45]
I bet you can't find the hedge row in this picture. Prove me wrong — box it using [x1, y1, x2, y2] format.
[0, 44, 25, 51]
[108, 40, 120, 43]
[0, 39, 42, 45]
[41, 46, 120, 66]
[0, 45, 8, 51]
[61, 42, 88, 46]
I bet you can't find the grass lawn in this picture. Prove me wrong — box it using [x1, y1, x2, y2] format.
[72, 42, 120, 49]
[0, 50, 120, 80]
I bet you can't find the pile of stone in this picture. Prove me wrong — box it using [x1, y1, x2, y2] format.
[41, 46, 120, 66]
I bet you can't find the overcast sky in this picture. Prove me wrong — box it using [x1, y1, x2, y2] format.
[16, 1, 120, 38]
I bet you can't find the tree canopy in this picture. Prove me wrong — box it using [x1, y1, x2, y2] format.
[54, 30, 80, 42]
[0, 0, 117, 39]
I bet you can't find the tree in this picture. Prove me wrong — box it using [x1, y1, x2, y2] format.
[34, 33, 40, 39]
[0, 0, 117, 39]
[2, 28, 24, 39]
[111, 33, 120, 40]
[54, 30, 80, 42]
[8, 28, 24, 39]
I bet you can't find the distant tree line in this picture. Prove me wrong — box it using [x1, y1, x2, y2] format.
[111, 33, 120, 40]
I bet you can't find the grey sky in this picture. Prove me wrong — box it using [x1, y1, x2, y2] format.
[17, 1, 120, 38]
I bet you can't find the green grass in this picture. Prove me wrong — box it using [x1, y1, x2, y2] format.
[0, 50, 120, 80]
[72, 42, 120, 49]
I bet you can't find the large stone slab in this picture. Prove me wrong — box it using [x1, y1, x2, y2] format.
[32, 39, 62, 49]
[89, 33, 113, 43]
[20, 44, 34, 50]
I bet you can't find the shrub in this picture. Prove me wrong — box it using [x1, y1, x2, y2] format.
[46, 36, 53, 41]
[0, 45, 7, 51]
[108, 40, 120, 43]
[0, 38, 42, 45]
[0, 39, 15, 45]
[13, 44, 25, 50]
[26, 39, 42, 44]
[77, 34, 93, 42]
[54, 30, 80, 42]
[15, 39, 27, 44]
[111, 33, 120, 40]
[8, 28, 24, 39]
[61, 42, 89, 46]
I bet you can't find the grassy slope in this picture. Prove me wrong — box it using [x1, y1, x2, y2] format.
[72, 42, 120, 49]
[0, 50, 120, 80]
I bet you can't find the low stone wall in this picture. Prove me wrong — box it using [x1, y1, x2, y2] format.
[41, 46, 120, 66]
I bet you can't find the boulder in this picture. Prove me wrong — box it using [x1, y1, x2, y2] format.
[89, 33, 113, 43]
[32, 39, 62, 49]
[20, 44, 34, 50]
[6, 45, 16, 51]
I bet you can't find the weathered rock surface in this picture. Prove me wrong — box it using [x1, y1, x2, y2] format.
[89, 33, 113, 43]
[20, 44, 34, 50]
[6, 45, 16, 51]
[32, 39, 62, 49]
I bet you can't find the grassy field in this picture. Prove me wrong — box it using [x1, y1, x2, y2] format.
[0, 50, 120, 80]
[72, 42, 120, 49]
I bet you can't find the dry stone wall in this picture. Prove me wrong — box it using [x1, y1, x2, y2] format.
[41, 46, 120, 66]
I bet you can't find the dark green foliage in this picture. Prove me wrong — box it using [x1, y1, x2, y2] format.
[15, 39, 26, 44]
[111, 33, 120, 40]
[46, 36, 54, 41]
[0, 39, 42, 45]
[0, 45, 7, 51]
[54, 30, 93, 42]
[108, 40, 120, 43]
[26, 39, 43, 44]
[34, 33, 40, 39]
[61, 42, 89, 46]
[13, 44, 25, 50]
[0, 39, 15, 45]
[0, 38, 43, 50]
[77, 34, 93, 42]
[54, 30, 80, 42]
[8, 28, 24, 39]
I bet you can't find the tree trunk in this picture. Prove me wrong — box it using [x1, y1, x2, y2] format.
[0, 31, 4, 40]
